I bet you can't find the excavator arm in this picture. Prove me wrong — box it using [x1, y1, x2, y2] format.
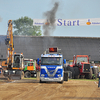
[3, 20, 24, 80]
[5, 20, 14, 68]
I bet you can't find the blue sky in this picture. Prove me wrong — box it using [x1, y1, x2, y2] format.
[0, 0, 100, 37]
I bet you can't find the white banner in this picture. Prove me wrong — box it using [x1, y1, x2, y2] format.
[33, 18, 100, 26]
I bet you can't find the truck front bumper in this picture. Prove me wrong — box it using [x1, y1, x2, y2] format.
[40, 77, 63, 82]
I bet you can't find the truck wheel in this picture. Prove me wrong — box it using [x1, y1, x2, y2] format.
[64, 71, 68, 81]
[58, 80, 63, 84]
[40, 80, 42, 83]
[24, 72, 31, 78]
[40, 80, 45, 83]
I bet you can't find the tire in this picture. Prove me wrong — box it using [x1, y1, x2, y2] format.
[64, 65, 69, 71]
[93, 67, 98, 79]
[66, 66, 75, 79]
[40, 80, 45, 83]
[86, 68, 93, 79]
[58, 80, 63, 84]
[74, 75, 80, 79]
[24, 71, 31, 78]
[66, 65, 70, 71]
[74, 67, 80, 79]
[40, 79, 42, 83]
[70, 67, 75, 79]
[64, 71, 68, 81]
[80, 75, 85, 79]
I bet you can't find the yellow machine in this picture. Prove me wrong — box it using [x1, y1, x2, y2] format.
[5, 20, 14, 68]
[3, 20, 24, 80]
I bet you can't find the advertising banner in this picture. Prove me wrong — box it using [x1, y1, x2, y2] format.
[33, 18, 100, 26]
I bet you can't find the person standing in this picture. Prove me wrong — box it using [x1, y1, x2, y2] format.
[98, 72, 100, 88]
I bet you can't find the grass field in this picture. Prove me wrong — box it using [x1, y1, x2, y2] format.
[23, 77, 37, 79]
[69, 78, 99, 81]
[23, 77, 99, 81]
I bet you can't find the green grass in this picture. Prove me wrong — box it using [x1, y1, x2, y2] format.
[23, 77, 99, 81]
[99, 67, 100, 71]
[23, 77, 37, 79]
[69, 78, 99, 81]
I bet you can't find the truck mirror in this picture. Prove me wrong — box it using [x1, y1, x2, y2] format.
[37, 58, 40, 65]
[63, 59, 66, 64]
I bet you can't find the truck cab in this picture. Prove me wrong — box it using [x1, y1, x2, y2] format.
[40, 47, 65, 83]
[24, 61, 37, 78]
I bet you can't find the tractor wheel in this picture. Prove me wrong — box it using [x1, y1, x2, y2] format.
[93, 67, 98, 79]
[24, 72, 31, 78]
[86, 68, 93, 79]
[74, 75, 80, 79]
[80, 75, 85, 79]
[74, 67, 80, 79]
[70, 67, 75, 79]
[66, 66, 75, 79]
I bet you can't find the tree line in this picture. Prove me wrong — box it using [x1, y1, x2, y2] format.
[13, 16, 42, 36]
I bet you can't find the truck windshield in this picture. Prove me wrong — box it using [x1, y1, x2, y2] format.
[28, 63, 33, 66]
[76, 57, 88, 63]
[24, 59, 33, 66]
[24, 60, 30, 66]
[41, 57, 62, 65]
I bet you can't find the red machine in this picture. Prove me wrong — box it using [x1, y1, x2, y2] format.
[72, 55, 92, 79]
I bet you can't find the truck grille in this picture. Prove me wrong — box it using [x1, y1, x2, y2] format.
[47, 70, 55, 77]
[83, 64, 90, 73]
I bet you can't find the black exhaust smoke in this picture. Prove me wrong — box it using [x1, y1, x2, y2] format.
[43, 2, 59, 36]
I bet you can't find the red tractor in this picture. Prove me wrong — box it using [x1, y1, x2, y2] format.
[71, 55, 92, 79]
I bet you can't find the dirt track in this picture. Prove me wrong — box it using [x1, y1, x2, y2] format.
[0, 77, 100, 100]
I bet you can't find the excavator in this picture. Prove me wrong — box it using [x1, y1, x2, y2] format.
[3, 20, 24, 80]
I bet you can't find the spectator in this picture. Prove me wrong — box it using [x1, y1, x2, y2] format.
[98, 72, 100, 88]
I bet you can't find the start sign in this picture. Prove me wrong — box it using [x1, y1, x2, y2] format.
[33, 18, 100, 26]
